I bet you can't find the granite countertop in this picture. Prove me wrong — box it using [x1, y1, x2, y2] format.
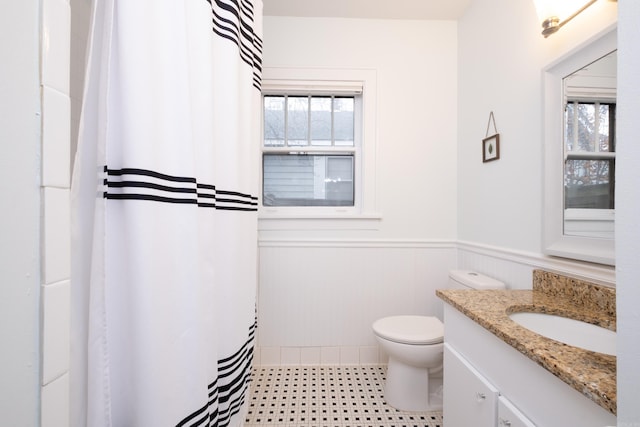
[436, 270, 617, 415]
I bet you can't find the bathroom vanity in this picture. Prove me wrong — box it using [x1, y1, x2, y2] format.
[437, 270, 616, 427]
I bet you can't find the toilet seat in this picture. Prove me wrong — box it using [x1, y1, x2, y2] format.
[373, 315, 444, 345]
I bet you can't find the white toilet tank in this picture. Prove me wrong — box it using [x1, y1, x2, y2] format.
[448, 270, 506, 290]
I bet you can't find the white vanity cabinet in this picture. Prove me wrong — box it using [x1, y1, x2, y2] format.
[445, 342, 537, 427]
[498, 396, 536, 427]
[442, 303, 617, 427]
[443, 343, 498, 427]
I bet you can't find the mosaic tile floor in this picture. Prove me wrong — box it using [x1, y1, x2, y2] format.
[244, 366, 443, 427]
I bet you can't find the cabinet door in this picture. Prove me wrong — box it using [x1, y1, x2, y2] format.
[498, 396, 536, 427]
[444, 343, 499, 427]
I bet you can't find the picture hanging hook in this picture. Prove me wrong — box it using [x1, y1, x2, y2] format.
[486, 111, 498, 137]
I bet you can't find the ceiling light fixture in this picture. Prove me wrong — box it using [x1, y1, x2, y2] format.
[534, 0, 598, 37]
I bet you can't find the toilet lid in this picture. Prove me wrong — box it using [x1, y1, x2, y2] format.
[373, 315, 444, 345]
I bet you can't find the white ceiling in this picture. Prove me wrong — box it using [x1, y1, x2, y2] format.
[262, 0, 473, 20]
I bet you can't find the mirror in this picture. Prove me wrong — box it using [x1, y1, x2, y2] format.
[543, 27, 616, 265]
[562, 50, 616, 239]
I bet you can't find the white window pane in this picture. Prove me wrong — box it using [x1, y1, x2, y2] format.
[565, 103, 575, 151]
[578, 103, 596, 151]
[287, 97, 309, 146]
[334, 97, 354, 146]
[565, 159, 614, 209]
[264, 96, 285, 146]
[566, 103, 596, 152]
[310, 97, 332, 146]
[263, 154, 354, 206]
[326, 156, 354, 202]
[327, 156, 352, 180]
[598, 104, 610, 152]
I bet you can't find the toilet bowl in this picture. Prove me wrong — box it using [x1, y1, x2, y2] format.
[372, 270, 506, 412]
[373, 315, 444, 411]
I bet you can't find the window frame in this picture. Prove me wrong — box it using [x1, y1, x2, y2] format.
[542, 28, 616, 266]
[259, 67, 379, 224]
[262, 94, 359, 209]
[563, 96, 616, 228]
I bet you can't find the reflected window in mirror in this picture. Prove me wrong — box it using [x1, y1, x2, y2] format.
[562, 50, 616, 240]
[542, 27, 616, 265]
[564, 101, 616, 209]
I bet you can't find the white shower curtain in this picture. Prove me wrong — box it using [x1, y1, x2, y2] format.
[70, 1, 262, 426]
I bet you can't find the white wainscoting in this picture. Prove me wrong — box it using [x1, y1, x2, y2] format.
[457, 240, 616, 289]
[256, 239, 457, 366]
[254, 239, 615, 366]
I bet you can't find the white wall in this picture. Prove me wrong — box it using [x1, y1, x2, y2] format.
[455, 1, 619, 289]
[457, 0, 543, 253]
[457, 0, 616, 254]
[616, 0, 640, 423]
[257, 17, 459, 364]
[261, 17, 459, 241]
[0, 2, 42, 424]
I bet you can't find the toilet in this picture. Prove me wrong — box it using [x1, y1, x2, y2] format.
[372, 270, 505, 412]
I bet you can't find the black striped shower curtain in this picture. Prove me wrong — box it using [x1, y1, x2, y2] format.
[70, 1, 262, 426]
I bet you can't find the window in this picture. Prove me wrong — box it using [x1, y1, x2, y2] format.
[259, 68, 378, 224]
[564, 100, 616, 210]
[262, 95, 357, 207]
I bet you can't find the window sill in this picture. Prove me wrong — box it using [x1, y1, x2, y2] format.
[258, 212, 382, 231]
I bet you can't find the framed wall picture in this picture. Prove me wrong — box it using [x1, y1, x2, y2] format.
[482, 134, 500, 162]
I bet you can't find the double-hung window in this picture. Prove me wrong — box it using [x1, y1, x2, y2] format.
[259, 68, 378, 223]
[562, 50, 616, 239]
[562, 80, 616, 239]
[262, 94, 359, 207]
[564, 100, 616, 210]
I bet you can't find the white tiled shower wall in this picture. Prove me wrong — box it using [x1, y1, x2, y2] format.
[39, 0, 90, 425]
[40, 0, 71, 425]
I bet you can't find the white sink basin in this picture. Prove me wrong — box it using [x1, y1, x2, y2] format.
[508, 312, 616, 356]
